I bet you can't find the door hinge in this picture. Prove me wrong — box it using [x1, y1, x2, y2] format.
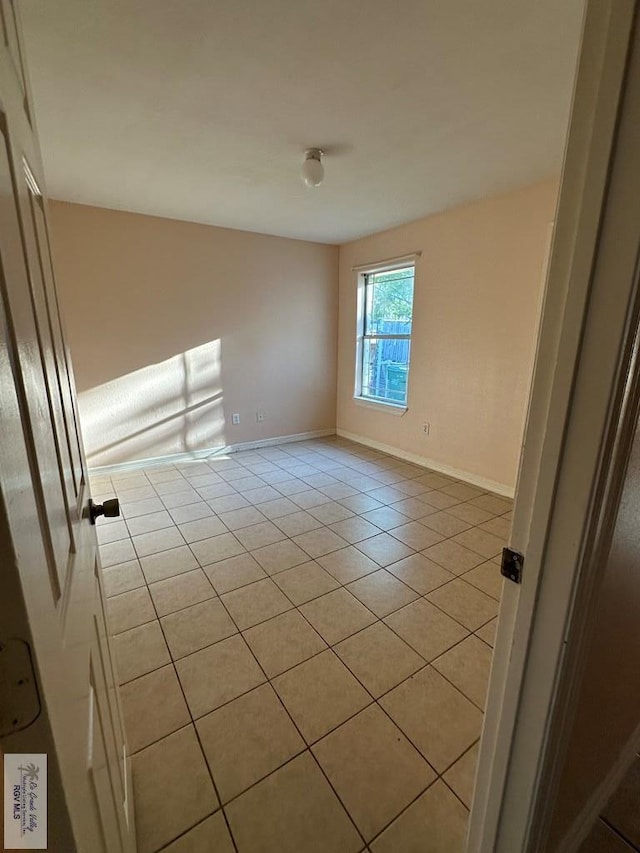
[501, 547, 524, 584]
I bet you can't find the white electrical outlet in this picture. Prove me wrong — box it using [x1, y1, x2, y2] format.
[256, 411, 265, 423]
[231, 413, 240, 425]
[422, 422, 430, 435]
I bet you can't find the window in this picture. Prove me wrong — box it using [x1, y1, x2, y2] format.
[356, 263, 414, 408]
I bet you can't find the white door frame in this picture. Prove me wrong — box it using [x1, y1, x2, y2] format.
[468, 1, 640, 850]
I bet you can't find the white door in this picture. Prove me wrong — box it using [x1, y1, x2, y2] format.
[0, 2, 135, 850]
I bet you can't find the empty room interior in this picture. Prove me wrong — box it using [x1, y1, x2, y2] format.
[12, 1, 590, 851]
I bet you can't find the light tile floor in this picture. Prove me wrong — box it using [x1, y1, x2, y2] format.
[94, 436, 510, 853]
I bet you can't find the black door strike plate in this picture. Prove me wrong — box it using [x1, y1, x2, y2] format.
[501, 547, 524, 584]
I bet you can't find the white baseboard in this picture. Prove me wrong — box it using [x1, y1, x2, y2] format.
[336, 428, 515, 497]
[89, 429, 336, 475]
[558, 724, 640, 852]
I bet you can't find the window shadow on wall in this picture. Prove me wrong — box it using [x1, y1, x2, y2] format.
[79, 340, 226, 466]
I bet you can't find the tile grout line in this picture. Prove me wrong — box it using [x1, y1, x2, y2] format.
[106, 462, 504, 599]
[110, 507, 499, 708]
[128, 491, 372, 850]
[209, 564, 481, 839]
[195, 575, 369, 851]
[122, 552, 462, 843]
[105, 452, 507, 533]
[140, 564, 239, 853]
[113, 550, 496, 706]
[99, 436, 511, 848]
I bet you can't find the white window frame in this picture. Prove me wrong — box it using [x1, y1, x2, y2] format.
[354, 258, 416, 413]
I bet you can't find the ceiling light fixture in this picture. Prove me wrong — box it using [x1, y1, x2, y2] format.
[301, 148, 324, 188]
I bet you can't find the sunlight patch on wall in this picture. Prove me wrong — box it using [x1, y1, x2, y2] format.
[79, 340, 225, 466]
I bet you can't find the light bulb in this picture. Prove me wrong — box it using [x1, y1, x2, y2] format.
[301, 149, 324, 187]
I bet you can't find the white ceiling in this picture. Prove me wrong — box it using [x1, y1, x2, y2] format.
[21, 0, 583, 244]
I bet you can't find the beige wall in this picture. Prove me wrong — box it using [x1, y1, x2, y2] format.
[49, 201, 339, 466]
[50, 181, 555, 479]
[336, 180, 558, 493]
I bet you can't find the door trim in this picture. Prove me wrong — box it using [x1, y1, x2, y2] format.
[467, 1, 640, 850]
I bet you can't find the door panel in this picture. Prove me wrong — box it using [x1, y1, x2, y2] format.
[29, 183, 85, 500]
[0, 118, 70, 598]
[0, 0, 27, 105]
[19, 159, 80, 519]
[92, 586, 130, 846]
[88, 672, 122, 853]
[94, 567, 127, 795]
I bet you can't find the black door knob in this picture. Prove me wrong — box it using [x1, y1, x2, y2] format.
[88, 498, 120, 525]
